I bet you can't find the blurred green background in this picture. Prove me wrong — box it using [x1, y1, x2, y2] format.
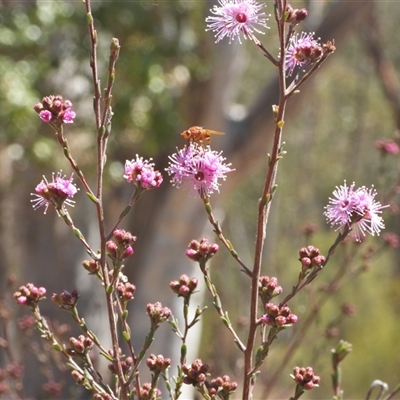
[0, 0, 399, 399]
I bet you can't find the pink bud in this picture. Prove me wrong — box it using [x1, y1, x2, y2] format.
[17, 296, 28, 305]
[287, 314, 298, 324]
[123, 246, 134, 259]
[261, 314, 274, 325]
[275, 316, 287, 326]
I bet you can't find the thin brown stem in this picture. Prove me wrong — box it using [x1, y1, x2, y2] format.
[242, 1, 288, 399]
[53, 126, 96, 199]
[83, 0, 126, 397]
[58, 208, 98, 259]
[106, 189, 143, 240]
[203, 196, 252, 278]
[203, 270, 246, 352]
[285, 46, 335, 99]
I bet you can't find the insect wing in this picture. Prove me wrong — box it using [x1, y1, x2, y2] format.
[205, 129, 225, 136]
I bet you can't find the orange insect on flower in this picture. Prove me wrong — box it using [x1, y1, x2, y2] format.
[181, 126, 225, 144]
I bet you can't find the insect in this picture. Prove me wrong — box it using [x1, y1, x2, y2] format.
[181, 126, 225, 145]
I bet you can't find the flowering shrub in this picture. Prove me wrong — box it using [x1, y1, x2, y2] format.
[3, 0, 400, 400]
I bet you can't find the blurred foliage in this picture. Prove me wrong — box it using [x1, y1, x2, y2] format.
[0, 0, 213, 177]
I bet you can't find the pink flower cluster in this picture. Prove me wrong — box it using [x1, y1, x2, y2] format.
[285, 32, 323, 76]
[14, 283, 46, 306]
[291, 366, 320, 391]
[166, 143, 234, 197]
[205, 0, 270, 43]
[106, 229, 137, 262]
[324, 181, 388, 240]
[261, 302, 298, 327]
[124, 155, 163, 190]
[34, 95, 76, 124]
[185, 238, 219, 262]
[31, 171, 78, 214]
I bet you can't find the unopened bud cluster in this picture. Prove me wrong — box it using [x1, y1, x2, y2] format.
[42, 381, 62, 397]
[68, 335, 93, 355]
[106, 229, 136, 262]
[186, 238, 219, 263]
[17, 315, 36, 331]
[207, 375, 238, 398]
[170, 274, 198, 298]
[34, 95, 76, 125]
[0, 364, 23, 397]
[108, 356, 133, 375]
[146, 302, 172, 327]
[146, 354, 171, 372]
[133, 383, 161, 400]
[52, 290, 79, 310]
[107, 348, 133, 375]
[291, 366, 320, 390]
[285, 3, 308, 25]
[0, 362, 24, 396]
[82, 259, 101, 274]
[299, 246, 325, 270]
[261, 303, 298, 327]
[14, 283, 46, 307]
[182, 359, 209, 386]
[258, 276, 283, 304]
[117, 282, 136, 303]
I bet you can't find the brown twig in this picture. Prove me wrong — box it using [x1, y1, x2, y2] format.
[83, 0, 126, 397]
[242, 2, 289, 398]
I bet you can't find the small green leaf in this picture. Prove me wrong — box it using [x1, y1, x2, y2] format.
[123, 330, 130, 341]
[181, 344, 187, 359]
[106, 285, 113, 294]
[52, 343, 62, 352]
[220, 316, 229, 328]
[86, 192, 99, 203]
[213, 294, 221, 309]
[86, 12, 93, 25]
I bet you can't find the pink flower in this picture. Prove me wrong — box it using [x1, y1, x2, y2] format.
[60, 108, 76, 124]
[124, 155, 163, 190]
[205, 0, 270, 44]
[285, 32, 323, 77]
[166, 143, 234, 197]
[39, 110, 53, 123]
[31, 171, 78, 214]
[375, 139, 399, 155]
[324, 181, 388, 240]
